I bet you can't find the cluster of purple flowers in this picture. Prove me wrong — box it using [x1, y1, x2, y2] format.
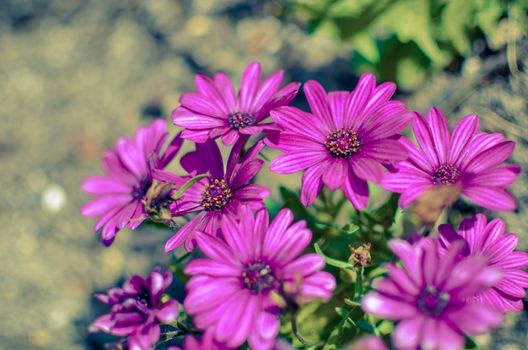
[83, 62, 527, 350]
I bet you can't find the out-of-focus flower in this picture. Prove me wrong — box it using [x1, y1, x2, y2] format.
[439, 214, 528, 313]
[172, 62, 300, 145]
[183, 207, 336, 350]
[81, 120, 183, 246]
[382, 108, 520, 211]
[362, 238, 502, 350]
[162, 140, 269, 252]
[345, 336, 388, 350]
[268, 74, 412, 208]
[177, 331, 234, 350]
[90, 267, 179, 350]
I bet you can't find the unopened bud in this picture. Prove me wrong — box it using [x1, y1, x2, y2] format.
[144, 180, 178, 223]
[348, 243, 372, 268]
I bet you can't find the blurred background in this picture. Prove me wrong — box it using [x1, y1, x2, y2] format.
[0, 0, 527, 349]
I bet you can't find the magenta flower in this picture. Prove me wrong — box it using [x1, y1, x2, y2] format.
[81, 120, 183, 246]
[268, 73, 412, 208]
[90, 267, 179, 350]
[183, 208, 336, 350]
[162, 140, 269, 252]
[346, 336, 388, 350]
[362, 238, 502, 350]
[382, 108, 520, 211]
[172, 62, 300, 145]
[175, 332, 234, 350]
[439, 214, 528, 313]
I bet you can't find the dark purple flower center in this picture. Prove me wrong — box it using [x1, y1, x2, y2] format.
[228, 112, 255, 129]
[432, 164, 460, 185]
[324, 128, 360, 159]
[131, 178, 152, 200]
[242, 262, 276, 293]
[200, 179, 233, 211]
[417, 286, 450, 316]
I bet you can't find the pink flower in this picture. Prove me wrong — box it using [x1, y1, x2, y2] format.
[346, 336, 388, 350]
[178, 332, 234, 350]
[362, 238, 502, 350]
[268, 73, 412, 208]
[439, 214, 528, 313]
[183, 207, 336, 350]
[382, 108, 520, 211]
[172, 62, 300, 145]
[90, 267, 179, 350]
[81, 120, 183, 246]
[161, 140, 269, 252]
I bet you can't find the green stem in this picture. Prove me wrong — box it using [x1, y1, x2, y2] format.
[291, 311, 321, 347]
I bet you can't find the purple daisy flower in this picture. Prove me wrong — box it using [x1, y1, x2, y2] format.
[439, 214, 528, 313]
[382, 108, 520, 211]
[81, 119, 183, 246]
[162, 140, 270, 252]
[346, 336, 388, 350]
[183, 207, 336, 350]
[362, 238, 502, 350]
[90, 267, 179, 350]
[172, 62, 300, 145]
[173, 332, 234, 350]
[268, 73, 413, 208]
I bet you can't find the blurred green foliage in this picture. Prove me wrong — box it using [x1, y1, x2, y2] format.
[292, 0, 527, 89]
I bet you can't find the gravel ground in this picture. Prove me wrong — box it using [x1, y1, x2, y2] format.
[0, 1, 526, 349]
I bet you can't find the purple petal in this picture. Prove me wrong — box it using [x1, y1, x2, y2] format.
[465, 164, 521, 187]
[300, 160, 326, 206]
[269, 150, 326, 174]
[347, 73, 376, 130]
[463, 141, 515, 173]
[462, 186, 516, 211]
[177, 94, 227, 120]
[230, 159, 263, 188]
[164, 212, 206, 252]
[156, 300, 179, 323]
[362, 292, 417, 320]
[252, 69, 284, 112]
[322, 159, 347, 189]
[184, 258, 240, 277]
[361, 139, 408, 162]
[426, 108, 450, 164]
[392, 315, 424, 350]
[303, 80, 333, 128]
[448, 114, 479, 163]
[240, 62, 262, 111]
[270, 106, 327, 141]
[328, 91, 349, 129]
[82, 176, 131, 195]
[412, 113, 439, 165]
[351, 157, 384, 183]
[159, 132, 184, 168]
[343, 170, 369, 209]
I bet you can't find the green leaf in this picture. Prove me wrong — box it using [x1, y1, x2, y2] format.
[342, 223, 360, 235]
[171, 173, 208, 200]
[314, 243, 354, 269]
[443, 0, 474, 54]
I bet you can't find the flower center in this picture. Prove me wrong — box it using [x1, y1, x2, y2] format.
[242, 262, 276, 293]
[131, 178, 152, 200]
[200, 179, 233, 211]
[417, 286, 450, 316]
[432, 164, 460, 185]
[324, 128, 360, 159]
[228, 112, 255, 129]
